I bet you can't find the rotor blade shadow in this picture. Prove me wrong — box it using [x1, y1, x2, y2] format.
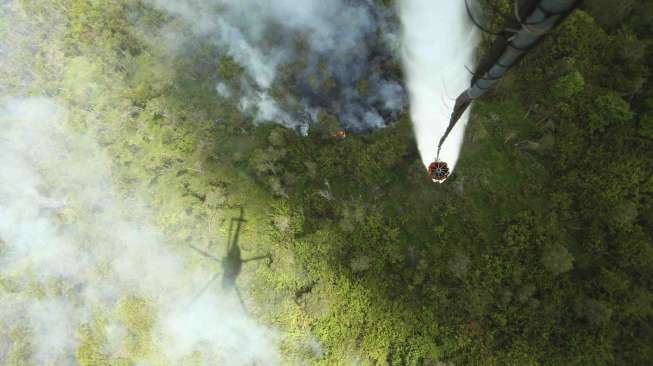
[190, 244, 221, 263]
[189, 271, 221, 306]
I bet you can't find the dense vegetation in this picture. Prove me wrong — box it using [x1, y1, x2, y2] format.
[2, 0, 652, 365]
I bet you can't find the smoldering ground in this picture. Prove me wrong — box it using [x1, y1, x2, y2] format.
[0, 98, 280, 365]
[142, 0, 478, 172]
[142, 0, 407, 133]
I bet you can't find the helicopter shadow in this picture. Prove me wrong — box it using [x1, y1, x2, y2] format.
[189, 207, 272, 310]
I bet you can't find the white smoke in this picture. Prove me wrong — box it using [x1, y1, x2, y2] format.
[146, 0, 375, 88]
[144, 0, 406, 131]
[0, 98, 280, 365]
[398, 0, 479, 170]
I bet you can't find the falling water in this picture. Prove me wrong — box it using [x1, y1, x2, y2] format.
[398, 0, 478, 172]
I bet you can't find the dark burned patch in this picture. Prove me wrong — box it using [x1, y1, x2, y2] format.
[285, 4, 407, 132]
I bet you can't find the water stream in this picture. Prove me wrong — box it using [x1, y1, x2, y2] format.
[399, 0, 479, 172]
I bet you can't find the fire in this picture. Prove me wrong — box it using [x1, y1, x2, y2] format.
[329, 129, 347, 139]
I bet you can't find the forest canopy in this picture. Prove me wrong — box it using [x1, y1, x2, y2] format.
[0, 0, 652, 365]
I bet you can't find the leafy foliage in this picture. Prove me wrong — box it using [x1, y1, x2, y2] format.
[3, 0, 652, 365]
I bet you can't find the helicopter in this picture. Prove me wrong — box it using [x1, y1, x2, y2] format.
[429, 0, 579, 183]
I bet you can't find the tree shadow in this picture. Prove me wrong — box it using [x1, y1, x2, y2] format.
[189, 207, 272, 309]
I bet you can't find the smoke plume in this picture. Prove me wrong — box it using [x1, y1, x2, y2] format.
[144, 0, 407, 132]
[398, 0, 478, 170]
[0, 98, 280, 365]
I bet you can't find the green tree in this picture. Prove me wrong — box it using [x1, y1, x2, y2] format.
[588, 93, 633, 133]
[541, 243, 574, 276]
[551, 71, 585, 100]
